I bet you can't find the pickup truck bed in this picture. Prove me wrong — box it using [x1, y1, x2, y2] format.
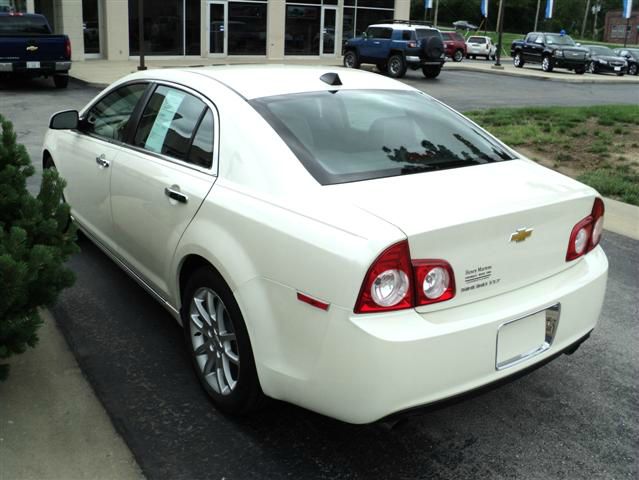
[0, 12, 72, 88]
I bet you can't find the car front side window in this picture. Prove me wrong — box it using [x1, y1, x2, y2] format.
[85, 83, 147, 141]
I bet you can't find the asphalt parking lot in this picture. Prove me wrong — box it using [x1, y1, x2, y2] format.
[1, 74, 638, 479]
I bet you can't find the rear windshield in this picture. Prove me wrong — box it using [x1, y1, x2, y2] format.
[588, 46, 614, 56]
[468, 36, 486, 44]
[251, 90, 514, 185]
[0, 15, 51, 34]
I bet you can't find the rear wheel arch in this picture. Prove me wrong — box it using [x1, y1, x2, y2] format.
[43, 150, 54, 169]
[179, 254, 227, 313]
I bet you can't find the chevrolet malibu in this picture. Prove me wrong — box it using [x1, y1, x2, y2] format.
[43, 66, 608, 424]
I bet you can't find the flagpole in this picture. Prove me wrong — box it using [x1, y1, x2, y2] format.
[494, 0, 505, 68]
[534, 0, 541, 32]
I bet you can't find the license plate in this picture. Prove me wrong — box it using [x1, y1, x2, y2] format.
[26, 61, 40, 69]
[614, 66, 621, 71]
[496, 309, 552, 370]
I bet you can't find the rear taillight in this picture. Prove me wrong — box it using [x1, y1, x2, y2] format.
[566, 198, 604, 261]
[354, 241, 414, 313]
[354, 241, 455, 313]
[413, 260, 456, 306]
[65, 38, 71, 59]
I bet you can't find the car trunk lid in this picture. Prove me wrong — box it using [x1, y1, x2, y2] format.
[327, 159, 597, 311]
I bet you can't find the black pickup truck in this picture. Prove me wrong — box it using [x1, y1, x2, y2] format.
[511, 32, 589, 74]
[0, 12, 71, 88]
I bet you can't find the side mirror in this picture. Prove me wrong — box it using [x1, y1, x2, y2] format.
[49, 110, 79, 130]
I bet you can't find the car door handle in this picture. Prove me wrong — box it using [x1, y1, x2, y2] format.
[164, 187, 188, 204]
[95, 154, 110, 168]
[373, 41, 380, 45]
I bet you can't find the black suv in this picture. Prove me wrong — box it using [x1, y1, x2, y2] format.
[511, 32, 589, 74]
[343, 20, 446, 79]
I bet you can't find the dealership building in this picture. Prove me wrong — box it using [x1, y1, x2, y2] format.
[8, 0, 409, 61]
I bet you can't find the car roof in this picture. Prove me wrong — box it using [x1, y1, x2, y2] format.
[368, 23, 437, 31]
[124, 65, 417, 100]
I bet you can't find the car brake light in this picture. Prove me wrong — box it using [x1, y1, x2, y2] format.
[354, 241, 456, 313]
[566, 198, 604, 261]
[65, 38, 71, 59]
[408, 41, 417, 48]
[354, 241, 414, 313]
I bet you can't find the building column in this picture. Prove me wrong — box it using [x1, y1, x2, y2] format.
[394, 0, 410, 21]
[103, 0, 129, 60]
[267, 0, 285, 60]
[53, 0, 84, 61]
[26, 0, 35, 13]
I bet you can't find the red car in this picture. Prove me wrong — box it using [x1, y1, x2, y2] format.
[441, 31, 466, 62]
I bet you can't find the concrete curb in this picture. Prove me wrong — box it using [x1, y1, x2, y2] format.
[0, 310, 145, 480]
[445, 63, 639, 84]
[603, 197, 639, 240]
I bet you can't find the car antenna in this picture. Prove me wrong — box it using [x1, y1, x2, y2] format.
[320, 72, 342, 86]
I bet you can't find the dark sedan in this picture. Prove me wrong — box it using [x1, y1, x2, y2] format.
[613, 48, 639, 75]
[584, 45, 627, 76]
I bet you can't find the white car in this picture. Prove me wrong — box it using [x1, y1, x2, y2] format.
[466, 35, 497, 60]
[43, 66, 608, 424]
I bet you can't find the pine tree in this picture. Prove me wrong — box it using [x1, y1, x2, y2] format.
[0, 113, 78, 380]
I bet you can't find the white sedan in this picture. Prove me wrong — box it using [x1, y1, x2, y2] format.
[43, 66, 608, 424]
[466, 35, 497, 60]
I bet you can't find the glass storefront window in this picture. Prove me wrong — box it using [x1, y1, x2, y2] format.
[355, 8, 392, 37]
[82, 0, 100, 55]
[129, 0, 200, 56]
[285, 5, 321, 56]
[228, 2, 267, 55]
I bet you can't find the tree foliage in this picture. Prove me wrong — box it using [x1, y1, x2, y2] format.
[411, 0, 627, 39]
[0, 114, 78, 380]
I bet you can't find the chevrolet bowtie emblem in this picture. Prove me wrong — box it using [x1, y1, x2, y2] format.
[510, 228, 533, 243]
[26, 45, 39, 52]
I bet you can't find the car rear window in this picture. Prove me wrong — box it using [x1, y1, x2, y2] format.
[468, 36, 486, 44]
[251, 90, 514, 185]
[0, 15, 51, 34]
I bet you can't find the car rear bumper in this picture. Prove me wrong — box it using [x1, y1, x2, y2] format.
[0, 61, 71, 74]
[406, 56, 445, 66]
[244, 246, 608, 424]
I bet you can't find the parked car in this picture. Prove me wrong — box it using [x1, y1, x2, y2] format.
[43, 66, 608, 424]
[441, 30, 466, 62]
[466, 35, 497, 60]
[343, 20, 446, 79]
[0, 12, 71, 88]
[511, 32, 589, 74]
[452, 20, 478, 31]
[583, 45, 627, 75]
[613, 48, 639, 75]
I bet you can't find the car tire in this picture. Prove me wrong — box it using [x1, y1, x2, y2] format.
[53, 75, 69, 89]
[629, 64, 638, 75]
[387, 54, 407, 78]
[541, 55, 554, 72]
[422, 65, 442, 79]
[574, 67, 586, 75]
[182, 267, 264, 415]
[513, 52, 524, 68]
[587, 61, 597, 74]
[453, 50, 464, 62]
[343, 50, 360, 69]
[472, 55, 476, 60]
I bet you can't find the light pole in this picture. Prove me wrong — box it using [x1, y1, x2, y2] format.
[534, 0, 541, 32]
[434, 0, 439, 27]
[592, 2, 602, 40]
[581, 0, 591, 39]
[137, 0, 146, 71]
[493, 0, 505, 69]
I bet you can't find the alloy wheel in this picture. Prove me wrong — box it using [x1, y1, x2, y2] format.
[389, 57, 401, 75]
[453, 50, 463, 62]
[344, 52, 355, 68]
[189, 287, 240, 395]
[514, 54, 521, 67]
[542, 57, 550, 71]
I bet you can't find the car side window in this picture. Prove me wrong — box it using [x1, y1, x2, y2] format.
[379, 28, 393, 39]
[536, 35, 546, 44]
[526, 34, 537, 43]
[187, 109, 214, 169]
[85, 83, 147, 141]
[133, 85, 206, 162]
[401, 30, 413, 41]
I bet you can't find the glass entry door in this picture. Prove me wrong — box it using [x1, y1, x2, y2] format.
[208, 1, 227, 56]
[321, 6, 337, 56]
[82, 0, 101, 57]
